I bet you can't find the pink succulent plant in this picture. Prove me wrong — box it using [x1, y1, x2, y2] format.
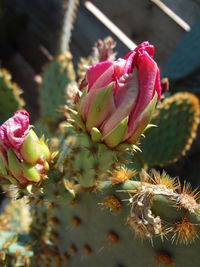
[79, 42, 161, 147]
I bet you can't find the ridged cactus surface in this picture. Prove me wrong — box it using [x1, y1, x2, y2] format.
[138, 92, 200, 168]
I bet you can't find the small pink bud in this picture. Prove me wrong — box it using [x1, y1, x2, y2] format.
[0, 110, 29, 151]
[0, 111, 51, 187]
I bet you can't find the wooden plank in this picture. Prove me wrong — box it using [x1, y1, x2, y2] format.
[162, 0, 200, 26]
[70, 3, 130, 68]
[91, 0, 187, 70]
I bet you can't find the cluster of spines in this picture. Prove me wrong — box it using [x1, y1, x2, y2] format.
[123, 170, 200, 244]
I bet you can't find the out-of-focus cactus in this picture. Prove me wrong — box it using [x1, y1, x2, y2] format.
[38, 52, 76, 129]
[0, 68, 24, 124]
[0, 198, 33, 266]
[59, 0, 79, 53]
[135, 92, 200, 168]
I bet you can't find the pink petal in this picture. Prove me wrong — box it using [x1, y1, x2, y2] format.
[126, 51, 159, 138]
[113, 58, 127, 78]
[124, 42, 154, 60]
[0, 110, 30, 151]
[123, 51, 137, 74]
[102, 68, 139, 136]
[123, 42, 155, 74]
[86, 61, 114, 91]
[154, 68, 161, 100]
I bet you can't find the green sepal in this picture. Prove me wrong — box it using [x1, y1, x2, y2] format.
[20, 129, 42, 165]
[143, 124, 157, 133]
[91, 127, 102, 143]
[2, 174, 19, 185]
[63, 179, 76, 200]
[103, 116, 128, 148]
[22, 162, 40, 182]
[0, 156, 7, 176]
[77, 86, 88, 115]
[128, 92, 158, 144]
[29, 127, 39, 141]
[117, 143, 142, 153]
[68, 108, 86, 130]
[7, 149, 22, 179]
[86, 83, 114, 131]
[39, 137, 50, 161]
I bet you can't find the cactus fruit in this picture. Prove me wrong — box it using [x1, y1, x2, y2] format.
[0, 68, 24, 123]
[39, 52, 76, 127]
[137, 92, 200, 168]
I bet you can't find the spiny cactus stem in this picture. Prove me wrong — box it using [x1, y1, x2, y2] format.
[119, 180, 200, 224]
[59, 0, 79, 53]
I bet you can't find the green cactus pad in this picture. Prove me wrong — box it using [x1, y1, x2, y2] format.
[0, 68, 24, 123]
[39, 52, 75, 126]
[57, 124, 117, 188]
[29, 175, 200, 267]
[137, 92, 200, 167]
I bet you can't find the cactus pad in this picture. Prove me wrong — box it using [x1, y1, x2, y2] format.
[39, 52, 75, 126]
[0, 68, 24, 123]
[29, 173, 200, 267]
[138, 92, 200, 167]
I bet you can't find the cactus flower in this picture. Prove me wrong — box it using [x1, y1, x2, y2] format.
[79, 42, 161, 147]
[0, 110, 50, 186]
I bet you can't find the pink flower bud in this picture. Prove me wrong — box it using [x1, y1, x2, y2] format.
[0, 110, 29, 152]
[0, 111, 51, 187]
[79, 42, 161, 147]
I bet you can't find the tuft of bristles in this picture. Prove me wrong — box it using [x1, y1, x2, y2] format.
[171, 217, 198, 245]
[124, 170, 200, 244]
[110, 167, 136, 185]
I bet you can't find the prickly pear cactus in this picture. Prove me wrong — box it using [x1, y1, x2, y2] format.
[137, 92, 200, 168]
[1, 36, 200, 267]
[0, 68, 24, 123]
[22, 138, 200, 267]
[39, 52, 75, 128]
